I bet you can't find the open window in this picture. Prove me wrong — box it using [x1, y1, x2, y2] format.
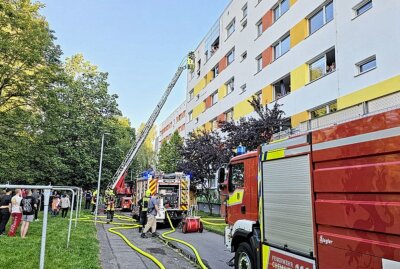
[211, 37, 220, 56]
[309, 48, 335, 82]
[273, 74, 291, 99]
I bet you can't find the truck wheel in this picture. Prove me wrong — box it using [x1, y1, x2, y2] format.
[234, 242, 254, 269]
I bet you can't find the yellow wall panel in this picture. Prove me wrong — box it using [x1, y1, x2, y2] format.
[262, 85, 273, 105]
[233, 97, 254, 121]
[338, 75, 400, 109]
[218, 84, 227, 100]
[206, 71, 214, 84]
[192, 102, 205, 118]
[193, 78, 206, 95]
[290, 0, 297, 6]
[290, 19, 308, 48]
[291, 64, 308, 91]
[291, 111, 309, 127]
[204, 122, 212, 132]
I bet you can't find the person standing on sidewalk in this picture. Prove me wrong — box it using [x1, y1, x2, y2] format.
[105, 189, 115, 224]
[84, 190, 92, 210]
[8, 189, 23, 236]
[32, 189, 41, 221]
[20, 190, 36, 239]
[60, 194, 70, 218]
[141, 193, 159, 238]
[0, 189, 12, 236]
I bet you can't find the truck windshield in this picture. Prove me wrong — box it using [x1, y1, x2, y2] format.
[229, 163, 244, 192]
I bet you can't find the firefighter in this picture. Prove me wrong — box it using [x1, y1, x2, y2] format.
[138, 190, 151, 233]
[91, 190, 97, 214]
[105, 189, 115, 224]
[141, 192, 159, 238]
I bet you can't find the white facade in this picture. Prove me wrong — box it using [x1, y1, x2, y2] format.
[159, 101, 186, 143]
[183, 0, 400, 135]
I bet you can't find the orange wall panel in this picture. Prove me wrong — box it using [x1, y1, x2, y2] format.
[205, 96, 212, 109]
[262, 10, 273, 32]
[262, 47, 272, 68]
[219, 56, 227, 73]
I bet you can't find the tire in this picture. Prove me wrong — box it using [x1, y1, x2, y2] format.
[182, 223, 187, 233]
[199, 222, 203, 233]
[234, 242, 255, 269]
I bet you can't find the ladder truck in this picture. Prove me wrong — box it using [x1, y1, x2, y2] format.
[108, 52, 195, 208]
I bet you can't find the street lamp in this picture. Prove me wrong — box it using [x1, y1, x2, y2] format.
[94, 132, 110, 224]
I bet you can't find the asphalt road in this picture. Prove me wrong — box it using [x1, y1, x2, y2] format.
[98, 222, 195, 269]
[157, 226, 233, 269]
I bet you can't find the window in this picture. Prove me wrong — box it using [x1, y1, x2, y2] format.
[229, 163, 244, 192]
[226, 78, 234, 94]
[310, 102, 337, 119]
[241, 51, 247, 61]
[226, 109, 234, 122]
[273, 74, 291, 99]
[197, 59, 201, 76]
[227, 19, 235, 38]
[273, 34, 290, 59]
[189, 89, 194, 100]
[242, 19, 248, 30]
[357, 56, 376, 74]
[256, 54, 263, 72]
[211, 91, 218, 105]
[256, 20, 263, 37]
[309, 1, 334, 34]
[242, 3, 248, 18]
[240, 84, 247, 93]
[227, 49, 235, 65]
[309, 48, 335, 82]
[188, 111, 193, 121]
[211, 37, 220, 56]
[256, 91, 262, 102]
[355, 0, 372, 16]
[212, 64, 219, 78]
[273, 0, 290, 21]
[210, 118, 218, 130]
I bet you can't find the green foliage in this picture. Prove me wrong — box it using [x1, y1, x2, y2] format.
[0, 0, 61, 111]
[133, 124, 156, 176]
[157, 131, 183, 173]
[0, 212, 101, 268]
[0, 1, 134, 188]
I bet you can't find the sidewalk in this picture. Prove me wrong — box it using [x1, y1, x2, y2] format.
[97, 222, 194, 269]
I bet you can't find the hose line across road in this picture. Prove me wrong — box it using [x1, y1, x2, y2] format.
[80, 213, 226, 269]
[79, 215, 166, 269]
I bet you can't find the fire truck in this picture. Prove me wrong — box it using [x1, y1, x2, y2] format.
[217, 93, 400, 269]
[133, 172, 190, 224]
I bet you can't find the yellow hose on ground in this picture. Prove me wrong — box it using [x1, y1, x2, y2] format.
[161, 213, 208, 269]
[200, 219, 227, 226]
[78, 214, 165, 269]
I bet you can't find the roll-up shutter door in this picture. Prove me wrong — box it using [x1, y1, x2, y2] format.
[262, 154, 314, 256]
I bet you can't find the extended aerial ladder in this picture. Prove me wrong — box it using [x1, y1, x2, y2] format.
[109, 52, 195, 190]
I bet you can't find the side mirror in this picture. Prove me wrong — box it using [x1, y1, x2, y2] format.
[217, 167, 225, 184]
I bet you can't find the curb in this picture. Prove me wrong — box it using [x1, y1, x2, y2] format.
[155, 232, 212, 269]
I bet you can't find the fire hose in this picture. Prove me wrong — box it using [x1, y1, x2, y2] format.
[161, 212, 208, 269]
[79, 214, 166, 269]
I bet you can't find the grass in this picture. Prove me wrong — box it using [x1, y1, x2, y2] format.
[0, 211, 101, 269]
[197, 211, 226, 236]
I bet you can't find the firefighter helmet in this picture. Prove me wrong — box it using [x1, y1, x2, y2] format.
[146, 190, 151, 197]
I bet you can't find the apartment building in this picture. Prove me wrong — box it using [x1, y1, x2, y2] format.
[184, 0, 400, 134]
[159, 101, 186, 144]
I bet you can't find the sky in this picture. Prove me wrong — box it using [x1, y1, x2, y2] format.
[40, 0, 230, 130]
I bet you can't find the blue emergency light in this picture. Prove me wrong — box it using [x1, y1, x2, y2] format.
[236, 145, 247, 155]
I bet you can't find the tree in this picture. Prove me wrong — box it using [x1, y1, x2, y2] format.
[0, 0, 62, 112]
[180, 130, 231, 215]
[158, 131, 183, 173]
[221, 96, 286, 152]
[133, 124, 157, 176]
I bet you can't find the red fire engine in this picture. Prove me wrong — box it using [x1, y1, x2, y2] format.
[218, 100, 400, 269]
